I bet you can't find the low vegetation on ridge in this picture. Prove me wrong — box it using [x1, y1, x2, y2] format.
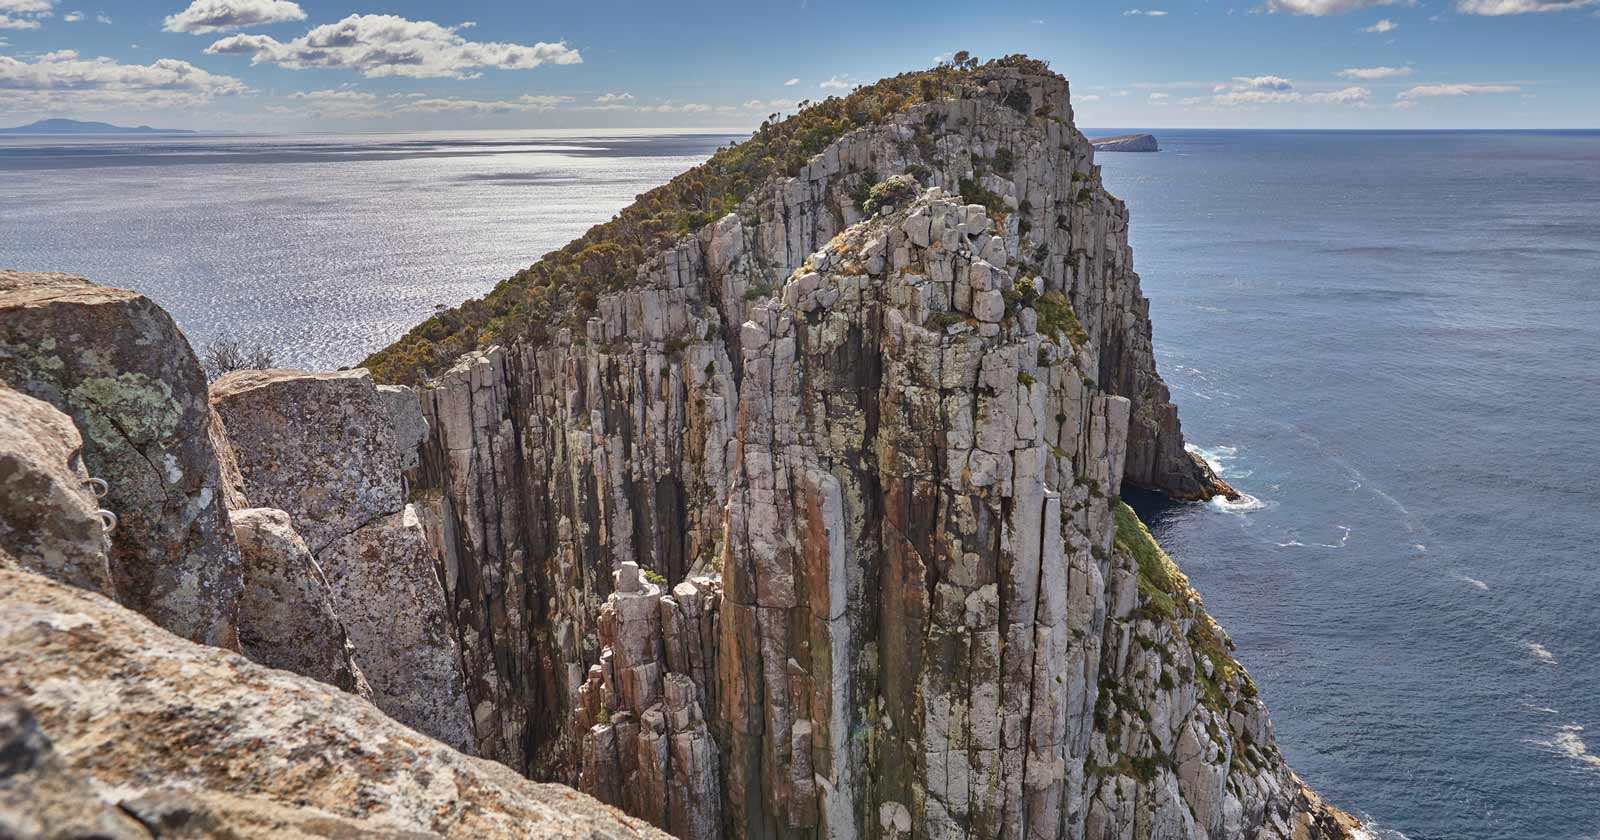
[362, 53, 1056, 385]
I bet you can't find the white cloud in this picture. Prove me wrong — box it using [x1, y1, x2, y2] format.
[1397, 83, 1520, 99]
[164, 0, 306, 34]
[1265, 0, 1393, 13]
[0, 0, 52, 29]
[1078, 94, 1102, 102]
[1454, 0, 1594, 12]
[1199, 76, 1373, 107]
[1123, 8, 1170, 14]
[94, 12, 106, 22]
[1337, 65, 1412, 79]
[1148, 92, 1170, 100]
[0, 49, 248, 112]
[62, 10, 79, 22]
[1365, 17, 1399, 30]
[784, 77, 799, 86]
[743, 98, 798, 111]
[1226, 74, 1295, 91]
[281, 88, 574, 118]
[206, 14, 581, 79]
[594, 92, 632, 103]
[819, 75, 851, 89]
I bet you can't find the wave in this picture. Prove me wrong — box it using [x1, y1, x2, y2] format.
[1530, 723, 1600, 771]
[1453, 574, 1490, 591]
[1523, 641, 1558, 665]
[1211, 492, 1270, 514]
[1276, 525, 1353, 549]
[1186, 442, 1240, 477]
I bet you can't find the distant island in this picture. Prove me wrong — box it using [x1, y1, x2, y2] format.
[0, 118, 198, 135]
[1091, 133, 1159, 152]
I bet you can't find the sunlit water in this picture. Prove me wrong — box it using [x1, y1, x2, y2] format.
[5, 127, 1598, 839]
[0, 130, 737, 368]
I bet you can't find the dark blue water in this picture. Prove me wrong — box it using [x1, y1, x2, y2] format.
[4, 128, 1597, 839]
[1094, 130, 1600, 840]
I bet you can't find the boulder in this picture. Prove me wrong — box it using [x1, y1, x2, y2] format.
[210, 368, 404, 553]
[0, 565, 670, 840]
[0, 271, 241, 649]
[230, 507, 371, 699]
[320, 506, 473, 752]
[0, 387, 114, 596]
[212, 369, 471, 751]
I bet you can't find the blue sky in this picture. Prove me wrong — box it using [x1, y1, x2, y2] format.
[0, 0, 1594, 131]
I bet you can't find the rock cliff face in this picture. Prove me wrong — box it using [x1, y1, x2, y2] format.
[0, 58, 1351, 840]
[401, 62, 1341, 839]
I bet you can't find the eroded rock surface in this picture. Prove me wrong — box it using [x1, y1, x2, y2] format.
[212, 369, 472, 751]
[0, 271, 242, 649]
[0, 387, 114, 596]
[405, 64, 1347, 839]
[230, 506, 371, 699]
[0, 565, 670, 840]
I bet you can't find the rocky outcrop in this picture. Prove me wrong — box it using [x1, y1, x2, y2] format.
[0, 387, 114, 596]
[1090, 134, 1160, 153]
[0, 565, 670, 840]
[409, 63, 1228, 786]
[0, 59, 1351, 840]
[574, 562, 724, 839]
[0, 270, 243, 649]
[212, 368, 473, 752]
[230, 506, 371, 699]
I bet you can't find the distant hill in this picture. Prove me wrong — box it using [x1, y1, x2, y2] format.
[0, 118, 198, 135]
[1090, 133, 1159, 152]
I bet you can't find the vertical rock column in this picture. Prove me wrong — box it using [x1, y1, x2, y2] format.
[574, 562, 723, 840]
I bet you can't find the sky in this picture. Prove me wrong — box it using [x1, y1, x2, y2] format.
[0, 0, 1594, 132]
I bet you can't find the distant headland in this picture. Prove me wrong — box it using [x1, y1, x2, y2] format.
[1091, 133, 1160, 152]
[0, 118, 198, 135]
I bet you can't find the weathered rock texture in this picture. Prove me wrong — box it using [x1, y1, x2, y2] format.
[0, 565, 671, 840]
[0, 270, 242, 649]
[0, 386, 114, 596]
[403, 63, 1340, 839]
[212, 368, 473, 752]
[230, 506, 371, 699]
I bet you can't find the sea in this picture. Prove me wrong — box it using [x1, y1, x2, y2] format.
[3, 128, 1598, 840]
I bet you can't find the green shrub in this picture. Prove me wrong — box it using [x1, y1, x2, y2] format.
[861, 174, 920, 214]
[362, 55, 1056, 385]
[1033, 290, 1089, 348]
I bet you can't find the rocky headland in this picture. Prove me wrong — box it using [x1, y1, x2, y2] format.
[1089, 134, 1160, 153]
[1, 57, 1356, 840]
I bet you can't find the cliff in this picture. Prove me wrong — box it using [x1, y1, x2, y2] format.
[1, 56, 1354, 840]
[1090, 135, 1160, 153]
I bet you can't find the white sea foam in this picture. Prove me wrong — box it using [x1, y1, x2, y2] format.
[1186, 443, 1239, 476]
[1276, 525, 1352, 549]
[1211, 492, 1268, 514]
[1455, 575, 1489, 591]
[1531, 723, 1600, 770]
[1524, 641, 1557, 665]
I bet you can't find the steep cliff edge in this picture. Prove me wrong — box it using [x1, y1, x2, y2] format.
[379, 58, 1346, 838]
[0, 56, 1353, 840]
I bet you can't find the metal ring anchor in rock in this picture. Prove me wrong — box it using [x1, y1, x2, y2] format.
[83, 476, 109, 498]
[97, 509, 118, 534]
